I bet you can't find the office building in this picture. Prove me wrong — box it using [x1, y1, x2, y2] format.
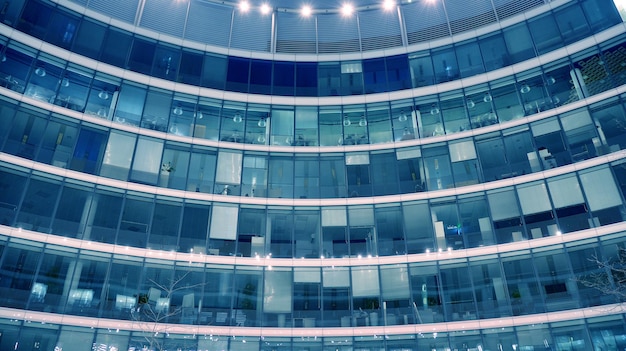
[0, 0, 626, 349]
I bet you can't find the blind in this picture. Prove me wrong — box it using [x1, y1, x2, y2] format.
[216, 151, 242, 184]
[448, 140, 477, 162]
[294, 268, 321, 283]
[209, 205, 238, 240]
[263, 270, 292, 313]
[381, 266, 410, 300]
[547, 175, 585, 208]
[517, 182, 552, 215]
[322, 207, 347, 227]
[488, 189, 520, 220]
[579, 167, 622, 211]
[352, 267, 380, 297]
[323, 268, 350, 287]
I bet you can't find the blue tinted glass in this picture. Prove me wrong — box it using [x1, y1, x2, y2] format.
[73, 20, 106, 59]
[273, 61, 295, 96]
[249, 59, 272, 94]
[179, 49, 203, 86]
[554, 3, 591, 44]
[45, 10, 79, 50]
[202, 54, 227, 89]
[16, 0, 52, 39]
[432, 46, 458, 83]
[503, 23, 535, 64]
[226, 57, 249, 93]
[528, 13, 563, 55]
[363, 58, 387, 93]
[101, 29, 133, 67]
[128, 37, 156, 75]
[296, 62, 317, 96]
[479, 33, 508, 70]
[455, 40, 484, 78]
[318, 63, 341, 96]
[386, 55, 411, 90]
[152, 44, 180, 80]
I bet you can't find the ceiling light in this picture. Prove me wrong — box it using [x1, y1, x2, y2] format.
[341, 3, 353, 16]
[358, 115, 367, 127]
[430, 104, 440, 115]
[258, 117, 267, 127]
[301, 5, 312, 16]
[59, 77, 70, 87]
[239, 1, 250, 12]
[98, 90, 109, 100]
[382, 0, 395, 11]
[483, 93, 492, 103]
[34, 67, 46, 77]
[520, 83, 531, 94]
[343, 115, 351, 127]
[195, 111, 203, 119]
[398, 111, 408, 122]
[233, 112, 243, 123]
[260, 3, 271, 14]
[466, 99, 475, 109]
[173, 105, 183, 115]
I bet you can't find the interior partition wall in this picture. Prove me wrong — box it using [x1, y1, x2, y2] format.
[0, 0, 626, 350]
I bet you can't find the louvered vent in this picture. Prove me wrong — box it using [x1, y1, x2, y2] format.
[87, 0, 138, 24]
[139, 0, 187, 38]
[403, 1, 450, 45]
[184, 1, 231, 48]
[275, 12, 317, 54]
[445, 0, 497, 35]
[494, 0, 546, 20]
[230, 10, 272, 52]
[317, 14, 360, 54]
[359, 10, 402, 51]
[69, 0, 88, 6]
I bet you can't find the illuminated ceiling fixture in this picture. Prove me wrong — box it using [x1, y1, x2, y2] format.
[382, 0, 395, 11]
[359, 115, 367, 127]
[260, 3, 271, 14]
[546, 76, 556, 85]
[34, 67, 46, 77]
[195, 111, 203, 119]
[343, 115, 351, 127]
[301, 5, 312, 17]
[239, 1, 250, 12]
[341, 3, 354, 16]
[398, 111, 408, 122]
[98, 90, 109, 100]
[258, 117, 267, 127]
[233, 112, 243, 123]
[430, 104, 440, 115]
[520, 83, 531, 94]
[173, 105, 183, 115]
[59, 77, 70, 87]
[466, 98, 475, 109]
[483, 93, 492, 103]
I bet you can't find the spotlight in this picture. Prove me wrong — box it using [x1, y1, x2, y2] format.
[173, 105, 183, 115]
[233, 112, 243, 123]
[301, 5, 312, 16]
[34, 67, 46, 77]
[483, 93, 492, 103]
[382, 0, 395, 11]
[98, 90, 110, 100]
[358, 115, 367, 127]
[343, 115, 351, 127]
[239, 1, 250, 12]
[260, 3, 271, 14]
[341, 3, 354, 16]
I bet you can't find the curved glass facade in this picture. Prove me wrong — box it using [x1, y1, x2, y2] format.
[1, 0, 626, 350]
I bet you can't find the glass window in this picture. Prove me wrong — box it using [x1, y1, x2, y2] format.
[458, 195, 493, 248]
[363, 58, 387, 93]
[160, 143, 190, 190]
[0, 42, 36, 93]
[273, 61, 295, 96]
[100, 131, 136, 181]
[52, 183, 92, 238]
[152, 43, 180, 80]
[215, 150, 242, 195]
[249, 60, 272, 95]
[375, 205, 404, 256]
[561, 109, 598, 162]
[210, 204, 239, 241]
[201, 54, 227, 90]
[244, 105, 269, 145]
[241, 153, 267, 198]
[351, 266, 381, 325]
[270, 108, 294, 146]
[385, 55, 411, 91]
[469, 257, 509, 318]
[16, 176, 61, 233]
[178, 49, 203, 86]
[318, 107, 342, 147]
[371, 152, 398, 196]
[267, 208, 293, 258]
[0, 244, 42, 309]
[3, 107, 47, 161]
[294, 156, 319, 199]
[87, 188, 123, 244]
[517, 181, 558, 238]
[226, 57, 249, 93]
[532, 117, 571, 168]
[440, 259, 476, 321]
[502, 253, 542, 315]
[179, 201, 209, 254]
[188, 146, 217, 194]
[100, 28, 133, 67]
[129, 136, 163, 185]
[128, 36, 156, 75]
[346, 153, 371, 197]
[423, 145, 452, 190]
[397, 147, 424, 193]
[115, 82, 146, 126]
[409, 51, 435, 87]
[502, 23, 535, 64]
[488, 187, 524, 243]
[148, 198, 181, 251]
[554, 3, 591, 44]
[432, 46, 459, 83]
[409, 263, 442, 323]
[268, 156, 294, 199]
[73, 19, 106, 59]
[455, 40, 484, 78]
[534, 250, 577, 312]
[237, 206, 266, 257]
[27, 54, 65, 103]
[293, 267, 321, 325]
[295, 62, 317, 97]
[322, 267, 350, 327]
[294, 107, 318, 146]
[529, 13, 563, 55]
[263, 269, 292, 326]
[579, 166, 624, 225]
[430, 200, 461, 250]
[479, 32, 508, 71]
[44, 8, 79, 50]
[547, 174, 589, 233]
[341, 61, 364, 95]
[380, 264, 410, 325]
[141, 88, 172, 132]
[402, 202, 435, 254]
[366, 103, 392, 144]
[117, 194, 152, 248]
[233, 268, 262, 326]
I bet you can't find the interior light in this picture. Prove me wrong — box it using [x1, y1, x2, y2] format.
[173, 105, 183, 115]
[301, 5, 312, 17]
[382, 0, 395, 11]
[59, 77, 70, 87]
[343, 115, 351, 127]
[358, 115, 367, 127]
[430, 104, 440, 115]
[520, 83, 531, 94]
[258, 117, 267, 127]
[233, 112, 243, 123]
[398, 110, 408, 122]
[341, 3, 354, 16]
[239, 1, 250, 12]
[34, 67, 46, 77]
[98, 90, 110, 100]
[194, 111, 203, 119]
[260, 3, 271, 14]
[466, 98, 475, 109]
[483, 93, 492, 103]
